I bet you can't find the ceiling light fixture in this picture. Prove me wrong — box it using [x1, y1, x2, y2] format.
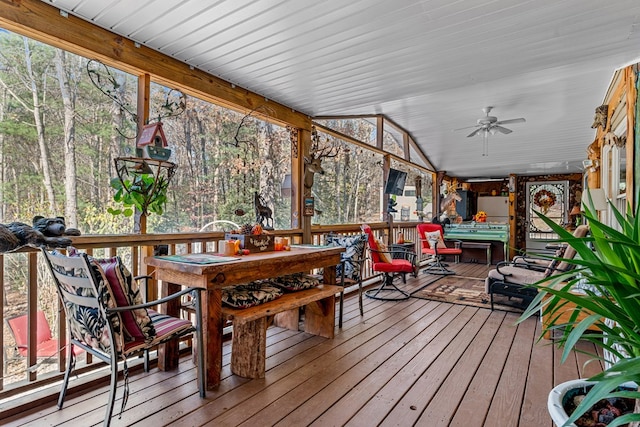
[455, 107, 526, 157]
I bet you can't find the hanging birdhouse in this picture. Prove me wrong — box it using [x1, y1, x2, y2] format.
[137, 122, 168, 148]
[137, 122, 171, 160]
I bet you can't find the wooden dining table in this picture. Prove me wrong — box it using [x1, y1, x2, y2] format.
[145, 245, 344, 389]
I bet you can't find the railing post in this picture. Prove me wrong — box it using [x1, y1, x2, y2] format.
[27, 252, 38, 382]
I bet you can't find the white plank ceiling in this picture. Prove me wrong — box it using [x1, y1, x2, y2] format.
[43, 0, 640, 179]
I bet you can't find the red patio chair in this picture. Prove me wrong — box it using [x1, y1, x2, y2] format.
[417, 223, 462, 275]
[6, 310, 84, 360]
[361, 224, 415, 301]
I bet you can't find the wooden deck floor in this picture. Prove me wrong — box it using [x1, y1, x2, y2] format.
[2, 263, 604, 426]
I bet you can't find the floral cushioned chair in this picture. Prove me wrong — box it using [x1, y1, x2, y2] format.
[42, 248, 205, 427]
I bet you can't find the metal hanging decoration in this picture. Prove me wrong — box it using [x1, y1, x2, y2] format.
[109, 157, 177, 217]
[87, 59, 186, 139]
[229, 104, 277, 148]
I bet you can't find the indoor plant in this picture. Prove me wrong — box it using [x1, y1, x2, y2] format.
[519, 199, 640, 427]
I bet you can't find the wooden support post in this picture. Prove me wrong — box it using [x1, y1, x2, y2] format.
[508, 173, 517, 260]
[230, 317, 267, 379]
[303, 295, 336, 338]
[300, 128, 312, 244]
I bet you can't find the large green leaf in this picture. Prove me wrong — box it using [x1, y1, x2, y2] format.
[518, 201, 640, 425]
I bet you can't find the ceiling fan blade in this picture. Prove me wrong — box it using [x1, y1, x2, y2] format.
[453, 124, 479, 131]
[493, 125, 513, 134]
[495, 117, 526, 125]
[467, 128, 483, 138]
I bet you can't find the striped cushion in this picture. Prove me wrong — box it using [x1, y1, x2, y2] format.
[148, 310, 194, 343]
[121, 310, 193, 355]
[94, 256, 156, 343]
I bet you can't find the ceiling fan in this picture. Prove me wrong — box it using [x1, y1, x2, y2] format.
[454, 106, 526, 156]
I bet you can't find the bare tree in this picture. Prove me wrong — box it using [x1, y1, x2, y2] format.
[54, 48, 78, 227]
[0, 37, 60, 214]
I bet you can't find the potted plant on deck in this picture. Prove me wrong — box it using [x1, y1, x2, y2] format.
[519, 200, 640, 427]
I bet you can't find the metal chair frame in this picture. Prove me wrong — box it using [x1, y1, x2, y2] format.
[361, 225, 415, 301]
[417, 223, 462, 276]
[41, 249, 205, 427]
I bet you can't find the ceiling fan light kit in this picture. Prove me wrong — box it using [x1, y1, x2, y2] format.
[455, 106, 526, 156]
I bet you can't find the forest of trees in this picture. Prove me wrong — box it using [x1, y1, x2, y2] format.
[0, 28, 431, 236]
[0, 26, 435, 386]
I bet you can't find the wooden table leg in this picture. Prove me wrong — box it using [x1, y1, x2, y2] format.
[311, 264, 337, 338]
[158, 281, 180, 371]
[322, 264, 336, 287]
[204, 288, 223, 389]
[304, 294, 336, 338]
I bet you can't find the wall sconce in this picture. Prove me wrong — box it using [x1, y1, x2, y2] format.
[582, 159, 600, 173]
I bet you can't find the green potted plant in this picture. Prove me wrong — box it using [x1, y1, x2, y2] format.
[107, 157, 177, 232]
[519, 199, 640, 426]
[107, 173, 169, 217]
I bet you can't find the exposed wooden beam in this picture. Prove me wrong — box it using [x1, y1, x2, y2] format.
[376, 116, 384, 150]
[314, 114, 434, 171]
[312, 122, 434, 174]
[0, 0, 311, 130]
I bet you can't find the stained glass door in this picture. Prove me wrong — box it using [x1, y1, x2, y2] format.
[525, 181, 569, 252]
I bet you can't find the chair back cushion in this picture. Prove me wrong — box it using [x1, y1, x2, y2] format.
[45, 250, 123, 355]
[361, 224, 382, 264]
[556, 225, 589, 272]
[375, 238, 393, 263]
[93, 256, 156, 343]
[325, 233, 367, 281]
[417, 223, 446, 251]
[48, 248, 157, 356]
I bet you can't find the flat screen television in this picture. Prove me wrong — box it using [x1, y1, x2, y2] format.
[384, 168, 407, 196]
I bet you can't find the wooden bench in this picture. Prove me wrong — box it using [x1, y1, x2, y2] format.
[221, 284, 343, 379]
[461, 241, 492, 265]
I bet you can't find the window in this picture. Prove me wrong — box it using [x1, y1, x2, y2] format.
[150, 83, 292, 232]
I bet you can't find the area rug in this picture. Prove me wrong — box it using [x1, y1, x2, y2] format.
[411, 275, 525, 313]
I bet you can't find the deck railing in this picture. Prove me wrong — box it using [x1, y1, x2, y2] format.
[0, 222, 423, 401]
